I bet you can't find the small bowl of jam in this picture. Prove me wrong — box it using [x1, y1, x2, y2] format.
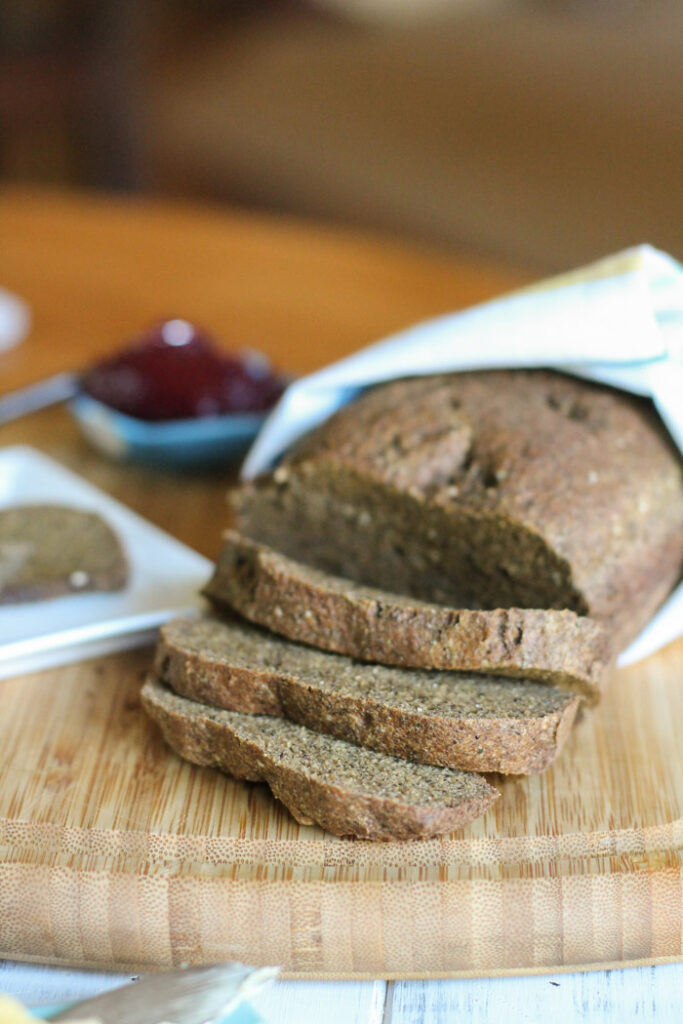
[70, 319, 288, 467]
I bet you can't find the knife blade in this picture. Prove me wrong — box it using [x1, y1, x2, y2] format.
[49, 963, 278, 1024]
[0, 372, 80, 425]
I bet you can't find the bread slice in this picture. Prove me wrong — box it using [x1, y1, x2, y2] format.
[233, 371, 683, 648]
[204, 531, 612, 700]
[141, 677, 499, 840]
[156, 615, 581, 774]
[0, 505, 127, 604]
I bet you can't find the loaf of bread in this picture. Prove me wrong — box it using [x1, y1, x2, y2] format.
[205, 531, 612, 699]
[232, 371, 683, 647]
[0, 505, 128, 604]
[141, 676, 499, 841]
[156, 615, 581, 774]
[143, 369, 683, 841]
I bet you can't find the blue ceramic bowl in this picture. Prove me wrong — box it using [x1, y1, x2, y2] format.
[69, 393, 268, 468]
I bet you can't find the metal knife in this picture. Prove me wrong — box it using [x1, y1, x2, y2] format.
[49, 963, 279, 1024]
[0, 373, 80, 426]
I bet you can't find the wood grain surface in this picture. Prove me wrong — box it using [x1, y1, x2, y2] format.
[0, 189, 680, 978]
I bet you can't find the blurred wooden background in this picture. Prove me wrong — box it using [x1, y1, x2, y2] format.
[1, 1, 682, 271]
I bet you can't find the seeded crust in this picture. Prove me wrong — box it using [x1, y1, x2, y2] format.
[204, 532, 612, 701]
[0, 505, 128, 604]
[141, 677, 499, 841]
[233, 371, 683, 647]
[156, 615, 581, 774]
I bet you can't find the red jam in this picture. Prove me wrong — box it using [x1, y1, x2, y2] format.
[81, 320, 286, 421]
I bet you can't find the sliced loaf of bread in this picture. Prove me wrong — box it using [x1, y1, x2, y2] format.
[156, 615, 581, 774]
[141, 677, 499, 840]
[233, 371, 683, 647]
[204, 531, 612, 700]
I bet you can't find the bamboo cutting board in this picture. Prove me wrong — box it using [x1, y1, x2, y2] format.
[0, 639, 681, 978]
[0, 189, 681, 979]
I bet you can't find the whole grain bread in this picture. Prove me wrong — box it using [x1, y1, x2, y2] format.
[156, 614, 581, 774]
[0, 505, 128, 604]
[232, 371, 683, 647]
[141, 676, 499, 841]
[204, 531, 612, 700]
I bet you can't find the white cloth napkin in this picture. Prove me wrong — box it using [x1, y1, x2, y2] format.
[242, 245, 683, 665]
[0, 287, 30, 353]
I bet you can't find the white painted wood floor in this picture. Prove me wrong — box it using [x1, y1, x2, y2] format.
[1, 961, 682, 1023]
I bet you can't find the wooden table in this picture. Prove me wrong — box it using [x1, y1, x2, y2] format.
[1, 188, 681, 1022]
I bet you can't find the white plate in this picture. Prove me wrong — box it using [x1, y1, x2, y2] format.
[0, 445, 211, 680]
